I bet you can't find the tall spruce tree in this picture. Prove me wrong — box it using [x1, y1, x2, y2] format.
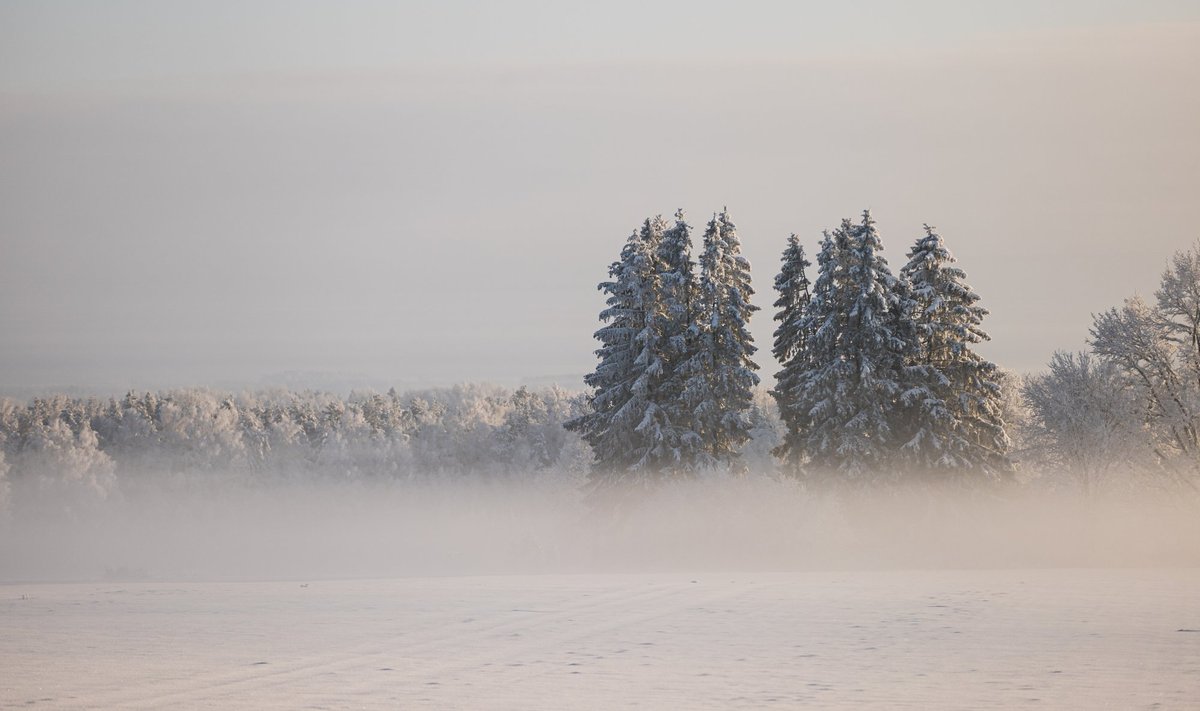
[787, 227, 848, 478]
[682, 209, 760, 467]
[770, 234, 812, 473]
[796, 211, 913, 479]
[657, 210, 706, 469]
[899, 225, 1009, 475]
[566, 217, 680, 482]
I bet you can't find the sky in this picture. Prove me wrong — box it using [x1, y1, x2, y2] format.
[2, 1, 1199, 392]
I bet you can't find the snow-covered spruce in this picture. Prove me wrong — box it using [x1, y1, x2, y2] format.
[656, 211, 707, 470]
[769, 234, 812, 474]
[566, 217, 694, 483]
[680, 209, 761, 469]
[786, 212, 913, 480]
[775, 228, 843, 479]
[898, 224, 1010, 478]
[570, 209, 762, 480]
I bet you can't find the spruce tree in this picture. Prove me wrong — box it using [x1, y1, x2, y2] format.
[797, 211, 912, 479]
[682, 209, 760, 467]
[657, 210, 706, 469]
[787, 227, 847, 479]
[566, 217, 679, 482]
[899, 225, 1009, 476]
[769, 234, 812, 473]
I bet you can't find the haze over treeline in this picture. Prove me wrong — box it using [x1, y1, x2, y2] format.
[1, 221, 1197, 582]
[2, 1, 1198, 582]
[2, 225, 1196, 501]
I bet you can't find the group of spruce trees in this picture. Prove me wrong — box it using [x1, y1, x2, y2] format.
[564, 210, 759, 482]
[568, 208, 1010, 485]
[772, 211, 1010, 482]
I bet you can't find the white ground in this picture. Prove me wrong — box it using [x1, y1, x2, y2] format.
[2, 569, 1199, 709]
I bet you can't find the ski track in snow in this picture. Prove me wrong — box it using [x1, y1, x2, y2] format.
[2, 569, 1198, 709]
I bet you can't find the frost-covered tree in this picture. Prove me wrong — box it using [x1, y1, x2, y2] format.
[153, 389, 248, 472]
[681, 209, 760, 467]
[1023, 351, 1154, 494]
[899, 225, 1009, 476]
[783, 228, 845, 478]
[656, 210, 706, 469]
[742, 387, 784, 473]
[497, 386, 580, 472]
[658, 210, 699, 347]
[499, 386, 550, 468]
[0, 382, 592, 510]
[769, 234, 812, 473]
[1090, 242, 1200, 486]
[13, 417, 116, 514]
[795, 212, 912, 479]
[567, 217, 685, 482]
[564, 228, 645, 475]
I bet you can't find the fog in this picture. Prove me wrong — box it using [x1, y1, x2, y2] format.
[4, 473, 1197, 584]
[5, 6, 1199, 707]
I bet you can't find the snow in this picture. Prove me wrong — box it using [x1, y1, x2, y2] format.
[2, 473, 1198, 708]
[2, 569, 1198, 709]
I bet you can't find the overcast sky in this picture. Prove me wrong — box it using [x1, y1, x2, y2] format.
[2, 1, 1198, 392]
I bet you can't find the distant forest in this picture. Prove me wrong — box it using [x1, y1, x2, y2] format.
[1, 214, 1197, 516]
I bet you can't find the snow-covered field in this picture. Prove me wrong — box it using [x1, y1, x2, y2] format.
[3, 568, 1199, 709]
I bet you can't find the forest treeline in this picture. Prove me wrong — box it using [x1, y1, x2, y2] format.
[0, 385, 586, 508]
[0, 214, 1197, 516]
[0, 384, 780, 516]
